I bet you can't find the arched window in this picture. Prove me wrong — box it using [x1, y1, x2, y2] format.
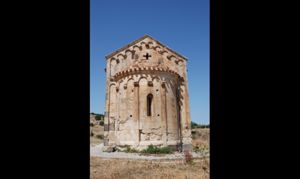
[147, 94, 153, 116]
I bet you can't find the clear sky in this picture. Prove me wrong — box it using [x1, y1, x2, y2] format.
[90, 0, 209, 124]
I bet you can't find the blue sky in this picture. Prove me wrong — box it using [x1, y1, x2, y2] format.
[90, 0, 209, 124]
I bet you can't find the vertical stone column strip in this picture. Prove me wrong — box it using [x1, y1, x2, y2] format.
[116, 84, 120, 132]
[161, 81, 167, 146]
[134, 81, 139, 144]
[176, 78, 183, 151]
[181, 65, 192, 151]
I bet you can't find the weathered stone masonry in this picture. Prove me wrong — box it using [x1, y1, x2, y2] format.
[103, 35, 192, 151]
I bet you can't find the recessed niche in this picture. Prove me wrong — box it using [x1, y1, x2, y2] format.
[130, 115, 132, 117]
[156, 89, 159, 92]
[157, 114, 160, 116]
[148, 81, 153, 86]
[132, 89, 134, 92]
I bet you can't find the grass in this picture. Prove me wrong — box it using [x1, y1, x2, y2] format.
[141, 144, 173, 154]
[194, 146, 209, 155]
[124, 145, 139, 153]
[116, 145, 173, 154]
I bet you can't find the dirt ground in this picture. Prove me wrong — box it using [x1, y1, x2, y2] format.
[90, 116, 209, 179]
[90, 157, 209, 179]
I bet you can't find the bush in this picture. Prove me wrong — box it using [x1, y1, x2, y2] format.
[191, 121, 209, 129]
[99, 121, 104, 126]
[141, 144, 172, 154]
[198, 124, 209, 128]
[95, 114, 104, 121]
[191, 121, 199, 129]
[90, 131, 94, 136]
[96, 134, 103, 139]
[90, 123, 94, 127]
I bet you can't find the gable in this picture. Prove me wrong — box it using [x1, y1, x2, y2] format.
[106, 35, 188, 80]
[105, 35, 188, 62]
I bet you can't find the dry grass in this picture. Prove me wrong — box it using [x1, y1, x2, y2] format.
[90, 157, 209, 179]
[90, 125, 104, 145]
[192, 128, 209, 149]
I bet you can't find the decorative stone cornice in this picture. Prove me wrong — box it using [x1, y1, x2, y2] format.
[113, 66, 184, 81]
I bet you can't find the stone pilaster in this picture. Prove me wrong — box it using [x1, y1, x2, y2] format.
[103, 59, 111, 146]
[161, 81, 167, 146]
[181, 70, 192, 151]
[133, 81, 139, 144]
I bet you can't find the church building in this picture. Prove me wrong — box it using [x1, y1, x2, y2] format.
[103, 35, 192, 151]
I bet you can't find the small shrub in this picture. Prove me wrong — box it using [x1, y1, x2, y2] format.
[90, 131, 94, 136]
[191, 121, 199, 129]
[99, 121, 104, 126]
[96, 134, 104, 139]
[90, 123, 94, 127]
[184, 150, 193, 164]
[95, 114, 104, 121]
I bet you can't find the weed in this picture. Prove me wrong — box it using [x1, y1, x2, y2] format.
[96, 134, 104, 139]
[183, 150, 193, 164]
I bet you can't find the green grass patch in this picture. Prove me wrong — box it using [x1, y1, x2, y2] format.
[141, 144, 173, 154]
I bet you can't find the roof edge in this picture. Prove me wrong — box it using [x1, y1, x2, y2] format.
[105, 34, 188, 61]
